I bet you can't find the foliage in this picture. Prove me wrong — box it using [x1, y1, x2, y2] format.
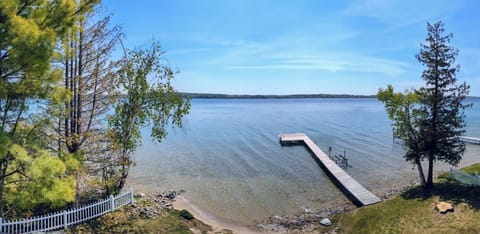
[0, 0, 98, 216]
[0, 0, 190, 218]
[377, 21, 470, 188]
[175, 209, 194, 220]
[47, 11, 124, 198]
[107, 41, 190, 191]
[4, 143, 79, 214]
[415, 21, 470, 187]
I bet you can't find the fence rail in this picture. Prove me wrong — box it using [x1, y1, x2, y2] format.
[450, 167, 479, 186]
[0, 188, 134, 233]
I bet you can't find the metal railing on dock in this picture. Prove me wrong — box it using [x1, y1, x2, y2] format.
[280, 133, 380, 206]
[327, 146, 351, 169]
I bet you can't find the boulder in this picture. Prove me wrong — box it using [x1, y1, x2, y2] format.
[436, 202, 454, 213]
[135, 192, 146, 198]
[320, 218, 332, 226]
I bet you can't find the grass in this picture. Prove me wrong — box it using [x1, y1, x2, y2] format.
[65, 164, 480, 233]
[65, 199, 224, 234]
[336, 164, 480, 234]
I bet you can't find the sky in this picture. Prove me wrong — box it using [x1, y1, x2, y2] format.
[101, 0, 480, 95]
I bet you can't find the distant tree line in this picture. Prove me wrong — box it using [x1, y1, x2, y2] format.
[182, 93, 377, 99]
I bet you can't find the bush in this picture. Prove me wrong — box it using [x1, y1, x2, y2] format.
[176, 209, 194, 220]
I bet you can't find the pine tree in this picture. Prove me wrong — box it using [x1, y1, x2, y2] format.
[416, 21, 470, 188]
[0, 0, 98, 217]
[378, 21, 470, 188]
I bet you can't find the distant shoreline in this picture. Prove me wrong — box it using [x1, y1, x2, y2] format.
[180, 92, 480, 100]
[181, 92, 376, 99]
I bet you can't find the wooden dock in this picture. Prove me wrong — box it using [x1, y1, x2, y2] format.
[280, 133, 381, 206]
[459, 136, 480, 145]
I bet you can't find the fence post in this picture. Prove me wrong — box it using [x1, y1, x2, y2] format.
[0, 217, 2, 233]
[110, 195, 115, 211]
[450, 167, 453, 179]
[63, 211, 68, 230]
[130, 187, 135, 205]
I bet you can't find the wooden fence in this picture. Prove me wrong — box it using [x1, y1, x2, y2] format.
[450, 167, 479, 186]
[0, 188, 134, 233]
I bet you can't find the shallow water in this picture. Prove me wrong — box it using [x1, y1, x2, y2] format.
[127, 98, 480, 226]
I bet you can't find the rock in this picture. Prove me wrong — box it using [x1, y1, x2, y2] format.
[436, 202, 454, 213]
[272, 215, 283, 222]
[135, 192, 146, 198]
[166, 191, 175, 199]
[320, 218, 332, 226]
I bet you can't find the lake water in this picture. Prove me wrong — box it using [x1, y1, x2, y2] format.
[127, 98, 480, 227]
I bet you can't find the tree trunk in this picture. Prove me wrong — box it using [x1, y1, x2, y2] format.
[426, 154, 434, 188]
[415, 159, 427, 186]
[0, 162, 6, 218]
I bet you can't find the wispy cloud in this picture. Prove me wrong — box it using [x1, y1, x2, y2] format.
[345, 0, 462, 30]
[226, 55, 409, 76]
[200, 35, 411, 77]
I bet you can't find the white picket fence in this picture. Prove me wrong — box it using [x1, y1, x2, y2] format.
[450, 167, 479, 186]
[0, 188, 134, 233]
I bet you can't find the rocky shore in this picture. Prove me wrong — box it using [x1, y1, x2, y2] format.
[130, 172, 421, 233]
[132, 190, 182, 218]
[255, 176, 419, 233]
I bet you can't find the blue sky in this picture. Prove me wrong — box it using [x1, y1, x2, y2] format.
[101, 0, 480, 95]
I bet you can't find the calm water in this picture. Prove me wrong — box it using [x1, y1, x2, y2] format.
[127, 98, 480, 226]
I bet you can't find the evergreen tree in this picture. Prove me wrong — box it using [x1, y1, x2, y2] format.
[416, 21, 470, 188]
[378, 21, 470, 188]
[0, 0, 98, 217]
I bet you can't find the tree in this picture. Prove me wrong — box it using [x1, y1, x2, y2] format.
[0, 0, 98, 216]
[48, 13, 122, 199]
[107, 41, 190, 192]
[56, 15, 121, 155]
[378, 21, 470, 188]
[378, 86, 428, 186]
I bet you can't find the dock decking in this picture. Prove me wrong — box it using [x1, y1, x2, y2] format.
[280, 133, 381, 206]
[459, 136, 480, 145]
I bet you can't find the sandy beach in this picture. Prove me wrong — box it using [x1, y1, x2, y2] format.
[173, 195, 262, 234]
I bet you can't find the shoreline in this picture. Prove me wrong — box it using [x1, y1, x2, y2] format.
[173, 195, 261, 234]
[169, 176, 419, 233]
[128, 148, 480, 233]
[129, 161, 476, 233]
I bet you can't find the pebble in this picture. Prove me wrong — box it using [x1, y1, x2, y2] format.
[320, 218, 332, 226]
